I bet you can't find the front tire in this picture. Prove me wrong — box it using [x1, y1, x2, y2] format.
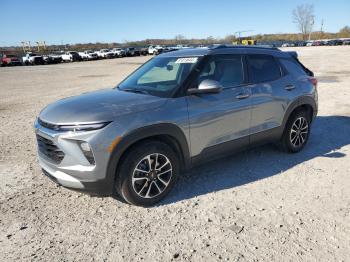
[280, 110, 310, 153]
[116, 141, 179, 206]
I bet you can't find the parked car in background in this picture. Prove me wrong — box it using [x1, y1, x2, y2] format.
[140, 46, 149, 55]
[61, 51, 81, 62]
[312, 41, 324, 46]
[306, 41, 313, 46]
[43, 53, 63, 64]
[296, 41, 307, 46]
[111, 48, 125, 57]
[97, 49, 114, 59]
[148, 45, 163, 55]
[79, 50, 99, 60]
[125, 47, 136, 56]
[1, 54, 22, 66]
[158, 46, 176, 54]
[22, 53, 44, 65]
[322, 39, 344, 46]
[343, 40, 350, 45]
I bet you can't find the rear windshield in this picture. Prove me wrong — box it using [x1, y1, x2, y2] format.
[279, 58, 307, 78]
[292, 57, 314, 76]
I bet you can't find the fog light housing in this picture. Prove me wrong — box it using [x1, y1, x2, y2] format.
[79, 141, 95, 165]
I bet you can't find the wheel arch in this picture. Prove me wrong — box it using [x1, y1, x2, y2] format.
[282, 96, 317, 129]
[105, 123, 191, 192]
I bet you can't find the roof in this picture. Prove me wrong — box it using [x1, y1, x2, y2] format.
[159, 45, 291, 58]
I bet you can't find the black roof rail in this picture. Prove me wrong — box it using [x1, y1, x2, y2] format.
[208, 44, 280, 51]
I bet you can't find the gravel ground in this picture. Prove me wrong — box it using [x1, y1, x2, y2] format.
[0, 47, 350, 261]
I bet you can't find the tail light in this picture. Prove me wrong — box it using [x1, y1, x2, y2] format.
[309, 77, 318, 88]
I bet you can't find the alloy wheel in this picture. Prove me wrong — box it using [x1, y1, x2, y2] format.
[290, 117, 309, 147]
[131, 153, 172, 199]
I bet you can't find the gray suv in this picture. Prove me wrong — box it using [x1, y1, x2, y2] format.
[35, 45, 318, 206]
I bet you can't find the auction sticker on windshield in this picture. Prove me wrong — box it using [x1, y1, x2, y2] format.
[175, 57, 198, 64]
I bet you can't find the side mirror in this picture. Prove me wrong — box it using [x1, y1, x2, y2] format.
[187, 79, 222, 95]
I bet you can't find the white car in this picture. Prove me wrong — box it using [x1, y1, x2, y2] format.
[61, 51, 81, 62]
[111, 48, 125, 57]
[97, 49, 114, 59]
[148, 45, 163, 55]
[79, 50, 98, 60]
[306, 41, 313, 46]
[22, 53, 44, 65]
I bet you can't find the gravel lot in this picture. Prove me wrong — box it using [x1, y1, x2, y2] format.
[1, 46, 350, 261]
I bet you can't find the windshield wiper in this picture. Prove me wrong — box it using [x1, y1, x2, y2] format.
[119, 88, 149, 95]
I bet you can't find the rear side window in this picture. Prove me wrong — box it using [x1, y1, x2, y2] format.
[279, 58, 307, 77]
[247, 54, 281, 83]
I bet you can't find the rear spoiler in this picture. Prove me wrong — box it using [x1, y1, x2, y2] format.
[286, 51, 314, 77]
[286, 51, 298, 58]
[284, 51, 314, 77]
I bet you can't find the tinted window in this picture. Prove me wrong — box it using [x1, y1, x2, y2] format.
[197, 55, 244, 88]
[280, 58, 307, 77]
[247, 55, 281, 83]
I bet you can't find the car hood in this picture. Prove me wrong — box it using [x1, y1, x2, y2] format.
[39, 88, 167, 125]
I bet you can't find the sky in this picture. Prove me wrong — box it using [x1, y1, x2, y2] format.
[1, 0, 349, 46]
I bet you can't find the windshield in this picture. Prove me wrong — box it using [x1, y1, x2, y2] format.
[118, 56, 199, 97]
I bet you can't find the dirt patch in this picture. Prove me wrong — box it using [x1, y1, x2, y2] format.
[328, 70, 350, 75]
[120, 62, 144, 65]
[79, 74, 110, 78]
[316, 75, 339, 83]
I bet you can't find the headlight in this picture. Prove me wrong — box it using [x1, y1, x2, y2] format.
[59, 122, 111, 131]
[38, 118, 111, 131]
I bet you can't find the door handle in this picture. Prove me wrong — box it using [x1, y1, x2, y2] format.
[285, 84, 295, 91]
[236, 93, 250, 99]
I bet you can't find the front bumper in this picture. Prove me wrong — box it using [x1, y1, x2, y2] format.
[34, 119, 114, 195]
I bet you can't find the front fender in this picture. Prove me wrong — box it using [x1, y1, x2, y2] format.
[105, 123, 190, 192]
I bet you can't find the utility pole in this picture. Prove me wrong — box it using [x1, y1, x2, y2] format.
[320, 19, 324, 39]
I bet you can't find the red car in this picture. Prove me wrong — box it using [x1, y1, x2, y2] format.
[1, 54, 22, 66]
[311, 41, 324, 46]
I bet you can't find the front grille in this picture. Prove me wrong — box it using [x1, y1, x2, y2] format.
[36, 134, 65, 164]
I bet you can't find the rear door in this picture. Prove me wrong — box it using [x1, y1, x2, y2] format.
[186, 54, 251, 157]
[246, 54, 293, 142]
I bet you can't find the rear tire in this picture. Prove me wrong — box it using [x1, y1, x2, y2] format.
[279, 110, 310, 153]
[115, 141, 179, 206]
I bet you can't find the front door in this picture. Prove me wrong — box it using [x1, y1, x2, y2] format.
[186, 54, 251, 158]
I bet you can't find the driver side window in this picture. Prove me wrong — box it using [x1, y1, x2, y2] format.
[197, 55, 244, 88]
